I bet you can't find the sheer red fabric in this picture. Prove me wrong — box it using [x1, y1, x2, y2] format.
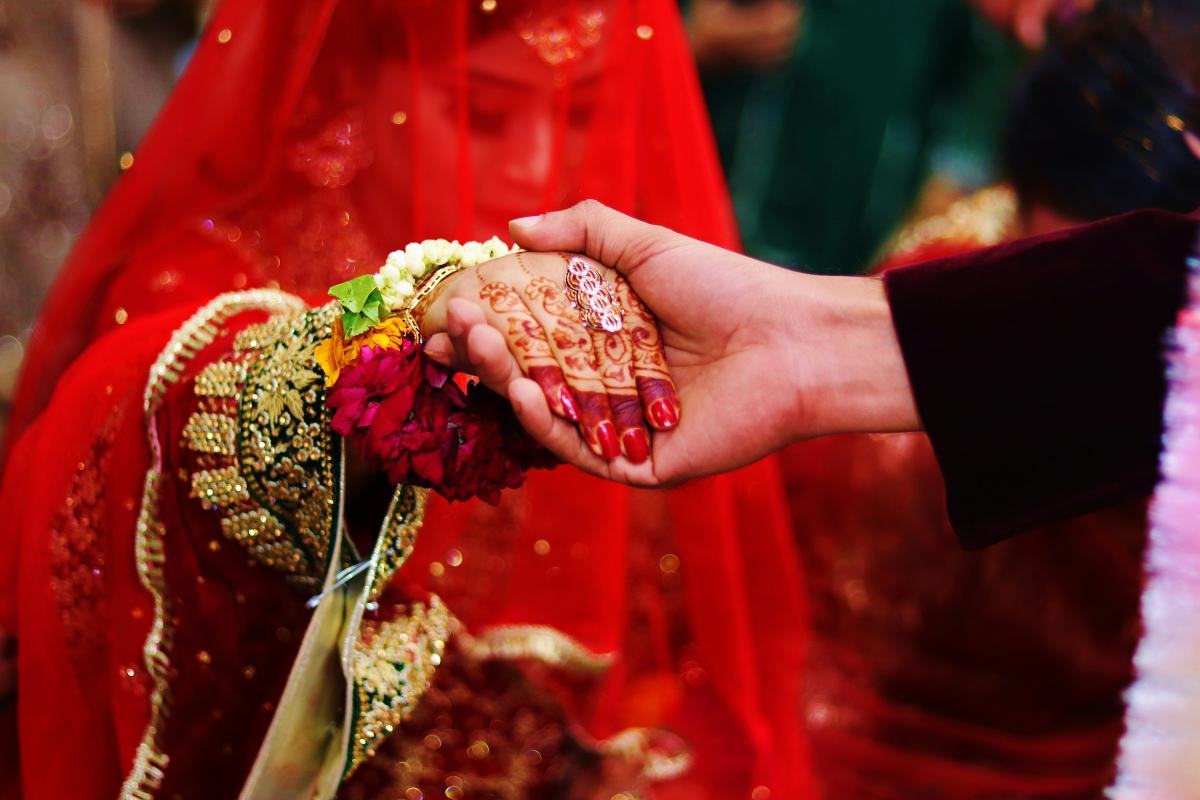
[1, 1, 812, 797]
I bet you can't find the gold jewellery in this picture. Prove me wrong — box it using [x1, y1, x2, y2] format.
[562, 255, 625, 333]
[401, 262, 466, 339]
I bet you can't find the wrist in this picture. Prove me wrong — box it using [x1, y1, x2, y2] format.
[782, 273, 919, 438]
[415, 269, 471, 340]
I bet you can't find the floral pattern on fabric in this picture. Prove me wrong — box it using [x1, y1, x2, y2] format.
[48, 408, 123, 669]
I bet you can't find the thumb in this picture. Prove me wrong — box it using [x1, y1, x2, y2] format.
[509, 199, 681, 278]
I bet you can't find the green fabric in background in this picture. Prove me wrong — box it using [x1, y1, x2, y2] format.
[692, 0, 1022, 274]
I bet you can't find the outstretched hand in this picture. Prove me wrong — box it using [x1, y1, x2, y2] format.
[429, 201, 918, 486]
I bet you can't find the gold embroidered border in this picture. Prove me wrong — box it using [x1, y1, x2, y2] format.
[368, 484, 428, 597]
[120, 289, 305, 800]
[342, 484, 436, 778]
[348, 596, 451, 772]
[459, 624, 615, 675]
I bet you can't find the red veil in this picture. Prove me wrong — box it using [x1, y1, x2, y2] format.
[1, 1, 812, 797]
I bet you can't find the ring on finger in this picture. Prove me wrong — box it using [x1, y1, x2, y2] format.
[562, 255, 625, 333]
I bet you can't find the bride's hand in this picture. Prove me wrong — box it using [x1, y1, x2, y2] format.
[485, 202, 915, 488]
[417, 251, 680, 464]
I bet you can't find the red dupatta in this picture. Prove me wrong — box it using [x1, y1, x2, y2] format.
[1, 1, 812, 797]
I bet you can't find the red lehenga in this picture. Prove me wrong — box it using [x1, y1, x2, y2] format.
[0, 2, 812, 798]
[783, 187, 1147, 799]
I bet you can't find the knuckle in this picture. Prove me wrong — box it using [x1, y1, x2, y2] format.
[576, 197, 604, 216]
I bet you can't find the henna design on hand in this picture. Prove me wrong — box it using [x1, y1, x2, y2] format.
[615, 275, 679, 430]
[480, 281, 525, 314]
[525, 276, 602, 378]
[478, 279, 576, 421]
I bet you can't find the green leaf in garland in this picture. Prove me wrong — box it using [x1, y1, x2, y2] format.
[341, 310, 370, 337]
[360, 292, 383, 324]
[329, 275, 379, 313]
[329, 275, 384, 338]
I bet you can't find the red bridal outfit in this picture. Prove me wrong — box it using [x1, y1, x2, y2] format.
[783, 187, 1146, 799]
[0, 1, 812, 798]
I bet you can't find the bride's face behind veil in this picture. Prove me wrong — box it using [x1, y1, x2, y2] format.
[341, 1, 612, 250]
[427, 7, 606, 231]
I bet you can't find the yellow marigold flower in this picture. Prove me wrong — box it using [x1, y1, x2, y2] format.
[314, 314, 412, 387]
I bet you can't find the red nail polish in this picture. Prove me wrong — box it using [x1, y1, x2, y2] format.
[560, 388, 580, 422]
[596, 422, 621, 459]
[622, 428, 650, 463]
[649, 398, 679, 429]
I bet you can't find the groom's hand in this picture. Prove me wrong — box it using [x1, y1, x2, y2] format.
[491, 200, 918, 485]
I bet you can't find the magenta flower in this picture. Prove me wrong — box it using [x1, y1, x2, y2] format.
[326, 342, 555, 503]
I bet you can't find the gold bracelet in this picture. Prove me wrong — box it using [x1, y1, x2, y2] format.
[403, 262, 467, 341]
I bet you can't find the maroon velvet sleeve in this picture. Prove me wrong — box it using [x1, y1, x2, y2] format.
[884, 207, 1198, 548]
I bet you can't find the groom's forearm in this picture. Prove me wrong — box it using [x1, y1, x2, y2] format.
[782, 272, 919, 440]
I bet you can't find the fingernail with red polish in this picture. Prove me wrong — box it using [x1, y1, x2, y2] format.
[559, 388, 580, 422]
[622, 428, 650, 463]
[596, 422, 621, 459]
[649, 398, 679, 429]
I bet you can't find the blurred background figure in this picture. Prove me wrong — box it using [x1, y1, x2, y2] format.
[781, 3, 1200, 797]
[0, 0, 199, 431]
[685, 0, 1024, 274]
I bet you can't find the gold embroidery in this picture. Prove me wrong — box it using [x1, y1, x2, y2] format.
[342, 484, 435, 777]
[349, 597, 451, 770]
[194, 359, 249, 398]
[460, 624, 615, 674]
[250, 325, 323, 428]
[236, 303, 339, 578]
[219, 508, 288, 543]
[178, 301, 341, 585]
[234, 317, 290, 352]
[189, 466, 251, 507]
[182, 412, 237, 455]
[217, 510, 306, 573]
[369, 484, 428, 596]
[123, 289, 305, 800]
